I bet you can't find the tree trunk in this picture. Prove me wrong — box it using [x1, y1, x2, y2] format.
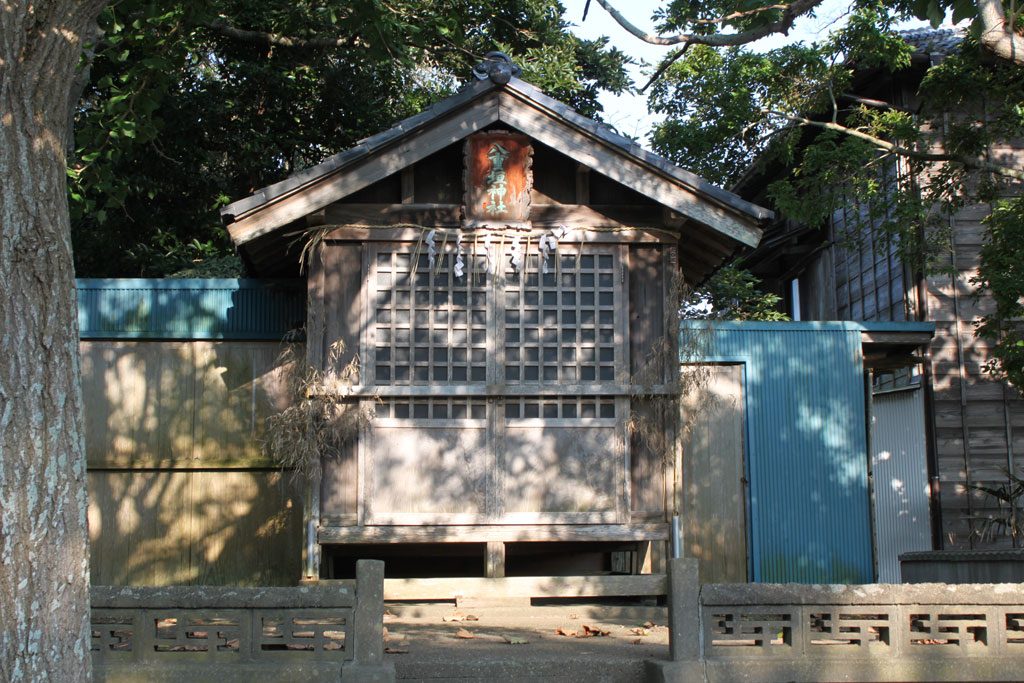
[0, 2, 106, 680]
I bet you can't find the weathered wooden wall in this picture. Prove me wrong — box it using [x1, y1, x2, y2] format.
[926, 200, 1023, 549]
[313, 139, 677, 531]
[680, 365, 748, 583]
[82, 340, 303, 585]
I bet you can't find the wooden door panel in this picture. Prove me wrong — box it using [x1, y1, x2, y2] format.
[501, 422, 622, 522]
[367, 422, 488, 523]
[681, 364, 748, 582]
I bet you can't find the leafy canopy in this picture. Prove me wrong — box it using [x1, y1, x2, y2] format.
[71, 0, 630, 276]
[589, 0, 1023, 386]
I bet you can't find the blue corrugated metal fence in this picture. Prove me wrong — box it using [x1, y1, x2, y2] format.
[77, 278, 306, 340]
[681, 321, 931, 584]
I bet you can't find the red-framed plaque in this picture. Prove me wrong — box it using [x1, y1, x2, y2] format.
[463, 131, 533, 227]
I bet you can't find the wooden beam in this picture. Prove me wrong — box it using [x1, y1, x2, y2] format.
[860, 331, 934, 346]
[318, 225, 674, 244]
[378, 574, 668, 601]
[317, 523, 670, 544]
[309, 203, 676, 230]
[485, 541, 506, 578]
[311, 203, 462, 228]
[495, 91, 763, 248]
[310, 383, 682, 398]
[530, 203, 666, 228]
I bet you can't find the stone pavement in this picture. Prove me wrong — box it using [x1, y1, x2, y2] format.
[381, 602, 671, 682]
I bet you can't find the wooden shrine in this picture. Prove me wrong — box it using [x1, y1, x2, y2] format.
[220, 53, 772, 588]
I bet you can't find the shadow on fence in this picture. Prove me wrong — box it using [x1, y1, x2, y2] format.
[90, 559, 394, 682]
[650, 557, 1024, 683]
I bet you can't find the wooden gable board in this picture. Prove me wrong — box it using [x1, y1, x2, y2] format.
[227, 94, 501, 245]
[223, 78, 769, 255]
[492, 90, 761, 247]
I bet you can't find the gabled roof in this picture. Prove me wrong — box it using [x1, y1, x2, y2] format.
[901, 27, 964, 60]
[222, 60, 772, 277]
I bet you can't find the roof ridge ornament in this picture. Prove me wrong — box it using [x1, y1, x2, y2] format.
[471, 51, 522, 86]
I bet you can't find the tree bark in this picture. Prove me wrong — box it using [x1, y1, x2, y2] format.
[0, 1, 106, 680]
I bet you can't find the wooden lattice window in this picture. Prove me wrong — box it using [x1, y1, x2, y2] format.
[371, 251, 490, 385]
[362, 241, 629, 525]
[504, 252, 620, 384]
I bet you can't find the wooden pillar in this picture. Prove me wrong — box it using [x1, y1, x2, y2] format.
[485, 541, 506, 578]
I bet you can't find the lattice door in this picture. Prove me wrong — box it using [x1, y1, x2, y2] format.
[362, 241, 628, 525]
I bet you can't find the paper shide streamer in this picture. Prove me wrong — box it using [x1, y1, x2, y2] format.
[454, 231, 465, 279]
[538, 227, 568, 274]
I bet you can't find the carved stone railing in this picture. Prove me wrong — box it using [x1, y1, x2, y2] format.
[91, 559, 393, 682]
[651, 558, 1024, 682]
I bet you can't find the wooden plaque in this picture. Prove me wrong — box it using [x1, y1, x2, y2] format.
[463, 131, 533, 227]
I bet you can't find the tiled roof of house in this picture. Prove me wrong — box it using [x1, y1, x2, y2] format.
[899, 27, 965, 58]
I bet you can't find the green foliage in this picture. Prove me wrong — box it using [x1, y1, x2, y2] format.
[70, 0, 630, 276]
[649, 43, 832, 184]
[682, 264, 790, 321]
[966, 468, 1024, 547]
[973, 198, 1024, 392]
[642, 0, 1024, 392]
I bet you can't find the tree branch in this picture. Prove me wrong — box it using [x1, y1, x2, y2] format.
[763, 110, 1024, 180]
[693, 4, 793, 25]
[639, 44, 691, 93]
[592, 0, 829, 47]
[202, 18, 354, 49]
[977, 0, 1024, 64]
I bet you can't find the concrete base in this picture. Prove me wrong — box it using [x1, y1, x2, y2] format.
[645, 659, 705, 682]
[646, 658, 1024, 683]
[342, 661, 396, 682]
[95, 663, 344, 683]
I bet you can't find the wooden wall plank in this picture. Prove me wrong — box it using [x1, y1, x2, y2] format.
[89, 469, 302, 586]
[88, 470, 193, 585]
[322, 243, 364, 378]
[82, 341, 292, 468]
[318, 523, 669, 543]
[318, 243, 363, 518]
[189, 470, 303, 586]
[81, 341, 195, 467]
[192, 342, 293, 465]
[629, 246, 667, 515]
[680, 365, 748, 583]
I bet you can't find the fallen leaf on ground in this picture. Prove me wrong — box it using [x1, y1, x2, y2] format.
[568, 613, 579, 620]
[642, 621, 657, 629]
[455, 628, 476, 639]
[384, 647, 408, 654]
[555, 627, 578, 637]
[443, 613, 479, 622]
[629, 627, 649, 636]
[503, 635, 529, 645]
[631, 638, 643, 646]
[581, 625, 610, 637]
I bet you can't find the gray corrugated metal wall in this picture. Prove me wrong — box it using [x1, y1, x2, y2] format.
[871, 387, 931, 582]
[77, 278, 305, 340]
[684, 321, 875, 583]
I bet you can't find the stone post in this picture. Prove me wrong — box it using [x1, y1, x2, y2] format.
[646, 557, 704, 682]
[343, 559, 395, 682]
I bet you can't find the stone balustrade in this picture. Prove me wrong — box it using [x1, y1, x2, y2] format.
[651, 557, 1024, 682]
[90, 559, 393, 682]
